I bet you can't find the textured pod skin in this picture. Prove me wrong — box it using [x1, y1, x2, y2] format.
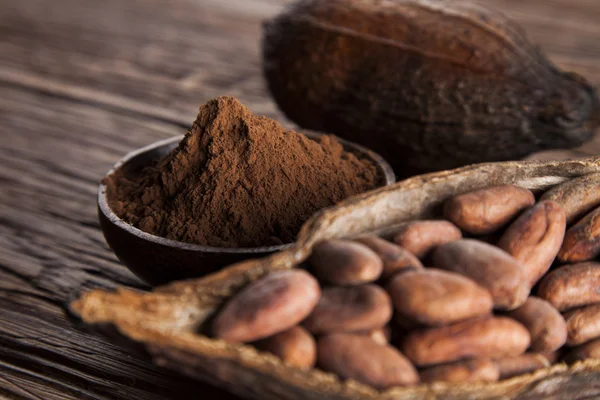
[263, 0, 599, 175]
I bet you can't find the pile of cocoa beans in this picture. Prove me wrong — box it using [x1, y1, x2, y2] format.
[210, 180, 600, 389]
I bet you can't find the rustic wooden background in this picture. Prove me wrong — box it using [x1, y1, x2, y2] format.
[1, 0, 599, 398]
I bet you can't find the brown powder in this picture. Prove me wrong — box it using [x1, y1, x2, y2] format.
[107, 96, 381, 248]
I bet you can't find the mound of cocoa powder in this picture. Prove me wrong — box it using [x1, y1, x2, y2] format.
[107, 96, 381, 247]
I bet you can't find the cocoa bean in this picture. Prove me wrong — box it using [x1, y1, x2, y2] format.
[498, 201, 566, 287]
[506, 297, 567, 353]
[309, 239, 383, 285]
[494, 353, 549, 380]
[558, 205, 600, 263]
[303, 284, 392, 335]
[564, 304, 600, 346]
[432, 239, 529, 310]
[541, 173, 600, 224]
[392, 220, 462, 258]
[537, 262, 600, 312]
[365, 327, 391, 346]
[540, 349, 563, 364]
[444, 185, 534, 235]
[564, 338, 600, 363]
[317, 333, 419, 389]
[386, 269, 492, 326]
[354, 235, 423, 279]
[401, 316, 530, 367]
[420, 359, 499, 383]
[212, 270, 320, 343]
[255, 326, 316, 369]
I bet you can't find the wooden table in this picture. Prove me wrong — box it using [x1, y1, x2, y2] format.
[1, 0, 599, 398]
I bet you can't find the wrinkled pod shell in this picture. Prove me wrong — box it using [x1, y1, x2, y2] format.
[262, 0, 600, 176]
[71, 157, 600, 400]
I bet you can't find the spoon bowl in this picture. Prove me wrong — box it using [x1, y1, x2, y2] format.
[98, 133, 395, 286]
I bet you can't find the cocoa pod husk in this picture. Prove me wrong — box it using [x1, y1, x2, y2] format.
[262, 0, 600, 175]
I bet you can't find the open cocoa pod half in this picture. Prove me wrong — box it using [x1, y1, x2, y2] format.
[71, 157, 600, 400]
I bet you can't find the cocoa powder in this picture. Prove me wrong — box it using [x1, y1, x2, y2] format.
[107, 96, 380, 247]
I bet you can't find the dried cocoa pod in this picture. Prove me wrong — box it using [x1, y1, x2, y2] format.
[254, 326, 317, 369]
[354, 235, 423, 279]
[72, 157, 600, 399]
[540, 173, 600, 223]
[420, 359, 499, 384]
[401, 316, 530, 367]
[506, 297, 567, 353]
[432, 239, 529, 310]
[444, 185, 535, 235]
[308, 239, 383, 285]
[212, 270, 320, 343]
[494, 353, 550, 380]
[302, 285, 392, 335]
[392, 220, 462, 258]
[317, 333, 419, 388]
[537, 262, 600, 312]
[498, 201, 566, 287]
[386, 269, 493, 326]
[564, 304, 600, 347]
[558, 205, 600, 263]
[564, 338, 600, 363]
[262, 0, 599, 175]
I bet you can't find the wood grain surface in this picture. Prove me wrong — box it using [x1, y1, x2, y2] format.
[0, 0, 598, 399]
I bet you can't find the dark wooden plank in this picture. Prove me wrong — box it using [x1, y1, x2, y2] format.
[1, 0, 599, 125]
[0, 0, 287, 124]
[0, 86, 238, 400]
[0, 0, 599, 399]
